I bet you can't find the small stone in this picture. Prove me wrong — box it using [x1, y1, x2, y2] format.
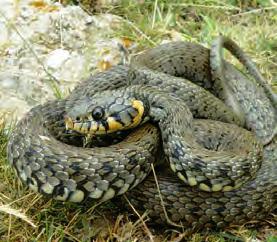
[45, 49, 70, 69]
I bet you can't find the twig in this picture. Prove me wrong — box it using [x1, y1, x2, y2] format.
[87, 200, 105, 214]
[121, 18, 156, 46]
[8, 214, 11, 241]
[0, 203, 37, 228]
[170, 3, 240, 10]
[231, 6, 277, 17]
[151, 164, 183, 228]
[59, 0, 64, 49]
[124, 195, 154, 242]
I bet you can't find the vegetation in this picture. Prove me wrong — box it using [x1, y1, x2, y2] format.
[0, 0, 276, 241]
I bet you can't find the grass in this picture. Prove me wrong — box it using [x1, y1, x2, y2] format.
[1, 0, 277, 241]
[109, 0, 277, 86]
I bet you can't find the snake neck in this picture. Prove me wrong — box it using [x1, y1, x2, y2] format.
[128, 68, 244, 126]
[120, 85, 263, 193]
[131, 40, 277, 145]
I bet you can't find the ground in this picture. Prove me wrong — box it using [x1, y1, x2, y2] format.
[0, 0, 276, 241]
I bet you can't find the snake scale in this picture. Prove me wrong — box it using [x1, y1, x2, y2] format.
[7, 36, 277, 229]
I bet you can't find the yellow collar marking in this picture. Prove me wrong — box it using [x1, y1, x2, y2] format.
[130, 99, 144, 128]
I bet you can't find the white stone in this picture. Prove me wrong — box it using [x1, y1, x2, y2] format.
[0, 21, 8, 43]
[0, 75, 17, 89]
[46, 49, 70, 69]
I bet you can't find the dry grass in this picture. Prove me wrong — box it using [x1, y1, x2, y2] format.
[0, 0, 277, 241]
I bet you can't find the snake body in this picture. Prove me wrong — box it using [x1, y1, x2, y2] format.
[7, 36, 277, 228]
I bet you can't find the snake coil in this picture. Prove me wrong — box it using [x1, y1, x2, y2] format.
[8, 36, 276, 229]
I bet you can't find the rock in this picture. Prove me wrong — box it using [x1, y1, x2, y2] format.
[46, 49, 70, 69]
[0, 0, 125, 121]
[0, 21, 9, 44]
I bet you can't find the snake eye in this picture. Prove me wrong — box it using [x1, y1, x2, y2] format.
[92, 106, 105, 120]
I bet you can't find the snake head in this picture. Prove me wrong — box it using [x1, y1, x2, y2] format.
[65, 91, 149, 135]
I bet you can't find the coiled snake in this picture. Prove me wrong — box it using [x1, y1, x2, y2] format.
[7, 36, 277, 229]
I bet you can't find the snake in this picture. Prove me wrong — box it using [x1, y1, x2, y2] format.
[7, 36, 277, 229]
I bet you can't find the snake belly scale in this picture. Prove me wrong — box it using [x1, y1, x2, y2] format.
[7, 36, 277, 228]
